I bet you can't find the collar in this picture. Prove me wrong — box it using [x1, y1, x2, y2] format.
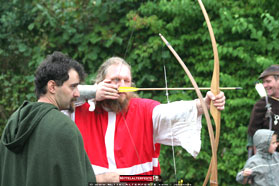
[271, 96, 279, 101]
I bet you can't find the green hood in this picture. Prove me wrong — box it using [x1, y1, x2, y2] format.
[1, 101, 57, 153]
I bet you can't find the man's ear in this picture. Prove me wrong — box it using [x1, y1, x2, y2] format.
[47, 80, 56, 94]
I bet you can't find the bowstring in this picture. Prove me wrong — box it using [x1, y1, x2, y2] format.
[163, 66, 170, 104]
[120, 111, 143, 165]
[124, 17, 135, 59]
[163, 53, 178, 182]
[117, 18, 145, 171]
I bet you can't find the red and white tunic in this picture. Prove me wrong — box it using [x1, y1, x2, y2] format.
[73, 98, 202, 175]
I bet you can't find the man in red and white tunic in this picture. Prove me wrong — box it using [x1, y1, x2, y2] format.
[69, 57, 226, 182]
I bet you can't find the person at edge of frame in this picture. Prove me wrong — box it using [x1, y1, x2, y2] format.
[237, 129, 279, 185]
[0, 51, 96, 186]
[247, 65, 279, 158]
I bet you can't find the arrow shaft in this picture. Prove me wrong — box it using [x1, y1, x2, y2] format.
[119, 87, 241, 92]
[137, 87, 239, 91]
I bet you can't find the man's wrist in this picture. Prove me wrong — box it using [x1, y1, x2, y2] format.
[195, 98, 210, 116]
[196, 99, 203, 116]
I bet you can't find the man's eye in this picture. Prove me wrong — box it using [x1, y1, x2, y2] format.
[112, 78, 120, 83]
[71, 84, 78, 88]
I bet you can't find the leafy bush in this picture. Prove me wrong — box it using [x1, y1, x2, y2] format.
[1, 0, 279, 184]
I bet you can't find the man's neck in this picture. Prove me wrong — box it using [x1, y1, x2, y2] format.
[38, 95, 58, 108]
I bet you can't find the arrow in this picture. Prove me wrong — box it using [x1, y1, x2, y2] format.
[118, 86, 242, 92]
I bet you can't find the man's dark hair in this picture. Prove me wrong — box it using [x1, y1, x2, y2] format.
[35, 51, 85, 99]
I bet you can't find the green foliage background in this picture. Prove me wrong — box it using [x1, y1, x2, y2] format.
[1, 0, 279, 185]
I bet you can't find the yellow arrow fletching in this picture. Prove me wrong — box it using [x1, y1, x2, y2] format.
[118, 87, 139, 92]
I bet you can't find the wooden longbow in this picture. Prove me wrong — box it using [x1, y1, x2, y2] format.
[197, 0, 221, 185]
[159, 33, 218, 185]
[159, 1, 221, 185]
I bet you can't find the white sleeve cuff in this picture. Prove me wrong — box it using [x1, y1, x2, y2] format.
[152, 100, 202, 158]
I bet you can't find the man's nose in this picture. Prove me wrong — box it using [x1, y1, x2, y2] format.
[74, 88, 80, 97]
[118, 79, 125, 86]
